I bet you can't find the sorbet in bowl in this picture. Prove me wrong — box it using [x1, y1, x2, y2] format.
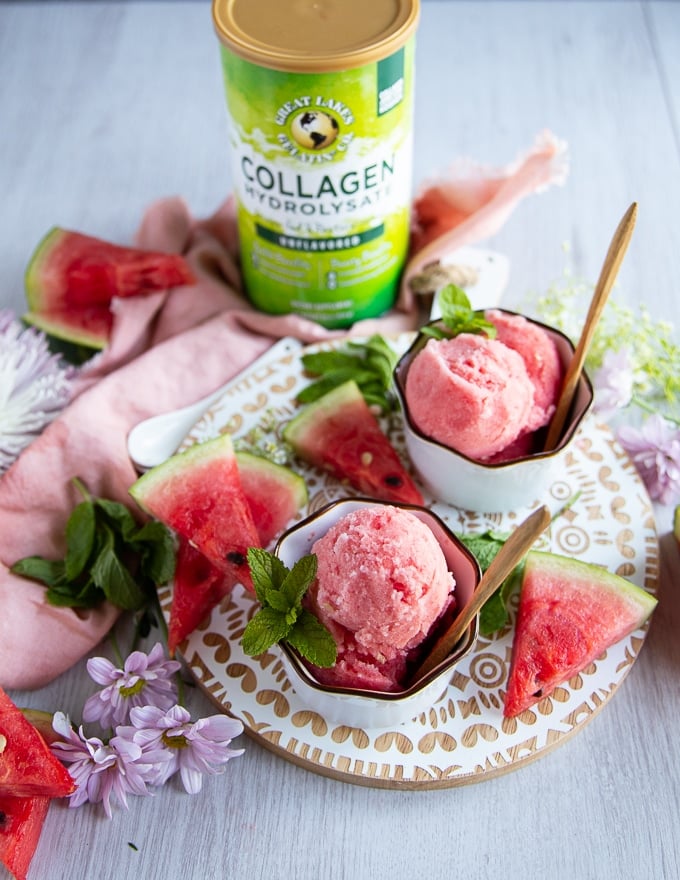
[275, 498, 481, 728]
[394, 309, 593, 512]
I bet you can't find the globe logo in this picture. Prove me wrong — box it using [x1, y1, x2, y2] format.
[290, 110, 339, 150]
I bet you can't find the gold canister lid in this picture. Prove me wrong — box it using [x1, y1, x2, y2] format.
[212, 0, 420, 72]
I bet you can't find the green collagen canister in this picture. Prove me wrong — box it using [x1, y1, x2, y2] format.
[212, 0, 420, 328]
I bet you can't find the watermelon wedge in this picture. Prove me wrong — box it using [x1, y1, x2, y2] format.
[0, 687, 74, 798]
[166, 453, 308, 654]
[130, 433, 261, 592]
[23, 226, 196, 349]
[283, 380, 424, 505]
[0, 793, 50, 880]
[503, 551, 658, 717]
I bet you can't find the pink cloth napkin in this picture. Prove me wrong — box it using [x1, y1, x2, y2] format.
[0, 131, 567, 690]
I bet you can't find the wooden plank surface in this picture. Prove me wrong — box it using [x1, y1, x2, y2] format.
[1, 3, 678, 879]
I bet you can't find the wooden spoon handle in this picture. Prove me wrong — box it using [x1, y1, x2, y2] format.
[544, 202, 638, 450]
[411, 505, 552, 683]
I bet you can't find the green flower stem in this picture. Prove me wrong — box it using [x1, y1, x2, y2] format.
[631, 395, 680, 426]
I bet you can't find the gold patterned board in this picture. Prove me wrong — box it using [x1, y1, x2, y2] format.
[160, 336, 659, 789]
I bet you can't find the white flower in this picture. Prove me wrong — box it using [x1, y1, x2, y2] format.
[0, 310, 72, 473]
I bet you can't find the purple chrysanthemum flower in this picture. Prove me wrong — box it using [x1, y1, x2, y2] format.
[50, 712, 156, 818]
[0, 310, 73, 473]
[120, 704, 244, 794]
[83, 642, 181, 728]
[592, 347, 634, 420]
[618, 414, 680, 505]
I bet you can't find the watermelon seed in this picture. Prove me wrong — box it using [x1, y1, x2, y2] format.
[384, 474, 404, 487]
[0, 812, 6, 827]
[227, 551, 247, 567]
[533, 689, 543, 698]
[0, 733, 6, 753]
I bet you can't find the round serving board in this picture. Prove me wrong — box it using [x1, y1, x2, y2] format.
[159, 336, 659, 789]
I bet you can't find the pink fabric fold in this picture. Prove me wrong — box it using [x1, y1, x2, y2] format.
[0, 131, 567, 690]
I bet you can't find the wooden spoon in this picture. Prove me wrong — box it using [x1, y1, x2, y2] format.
[544, 202, 638, 451]
[410, 505, 552, 683]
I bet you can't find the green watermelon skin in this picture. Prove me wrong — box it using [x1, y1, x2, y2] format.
[167, 453, 308, 655]
[283, 380, 424, 506]
[504, 551, 658, 717]
[235, 452, 308, 545]
[0, 688, 74, 799]
[0, 793, 50, 880]
[23, 304, 113, 350]
[23, 226, 195, 348]
[130, 433, 261, 592]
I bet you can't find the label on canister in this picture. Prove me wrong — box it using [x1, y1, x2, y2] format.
[212, 0, 420, 329]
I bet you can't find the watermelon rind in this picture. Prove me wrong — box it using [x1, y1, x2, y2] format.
[23, 225, 195, 349]
[165, 453, 308, 654]
[23, 307, 110, 349]
[673, 504, 679, 548]
[129, 433, 260, 590]
[24, 227, 65, 311]
[235, 451, 307, 545]
[503, 551, 657, 717]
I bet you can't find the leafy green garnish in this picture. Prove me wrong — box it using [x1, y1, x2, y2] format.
[459, 494, 581, 635]
[242, 547, 337, 667]
[11, 477, 175, 612]
[457, 530, 519, 635]
[422, 284, 497, 340]
[297, 334, 399, 413]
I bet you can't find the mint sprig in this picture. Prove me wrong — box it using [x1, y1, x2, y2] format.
[242, 547, 337, 667]
[297, 334, 398, 413]
[457, 530, 519, 635]
[459, 495, 580, 635]
[422, 284, 497, 340]
[11, 477, 175, 612]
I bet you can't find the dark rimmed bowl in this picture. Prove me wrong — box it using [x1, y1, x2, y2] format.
[274, 498, 481, 729]
[393, 311, 594, 513]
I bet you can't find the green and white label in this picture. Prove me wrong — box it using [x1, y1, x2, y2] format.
[219, 44, 415, 328]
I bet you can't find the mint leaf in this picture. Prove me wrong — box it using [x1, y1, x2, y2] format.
[64, 500, 96, 580]
[91, 525, 146, 610]
[298, 334, 398, 413]
[281, 553, 317, 609]
[133, 521, 176, 585]
[247, 547, 287, 606]
[287, 610, 337, 667]
[296, 368, 376, 404]
[244, 548, 336, 666]
[430, 284, 497, 339]
[458, 530, 519, 636]
[242, 607, 291, 655]
[11, 477, 174, 618]
[11, 556, 66, 588]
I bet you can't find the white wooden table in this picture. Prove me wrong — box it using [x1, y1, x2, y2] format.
[1, 2, 679, 879]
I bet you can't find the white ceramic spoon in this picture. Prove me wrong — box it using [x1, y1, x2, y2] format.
[127, 337, 301, 472]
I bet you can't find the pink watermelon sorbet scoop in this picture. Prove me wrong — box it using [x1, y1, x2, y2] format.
[404, 310, 563, 462]
[304, 505, 456, 692]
